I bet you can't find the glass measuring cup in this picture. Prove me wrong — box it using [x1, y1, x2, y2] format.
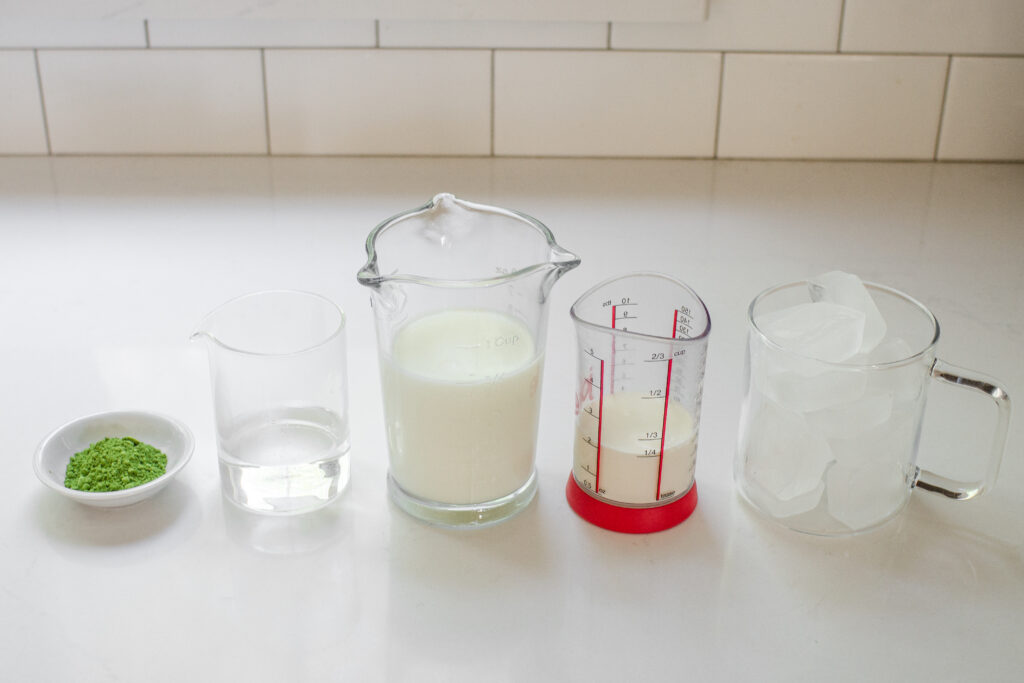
[357, 193, 580, 528]
[567, 273, 711, 533]
[735, 280, 1012, 535]
[192, 290, 350, 515]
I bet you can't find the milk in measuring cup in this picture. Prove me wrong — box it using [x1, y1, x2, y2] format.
[574, 391, 697, 505]
[381, 309, 542, 504]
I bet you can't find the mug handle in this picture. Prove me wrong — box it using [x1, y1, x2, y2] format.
[914, 359, 1012, 500]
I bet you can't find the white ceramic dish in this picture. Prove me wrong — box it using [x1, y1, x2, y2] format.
[34, 410, 195, 508]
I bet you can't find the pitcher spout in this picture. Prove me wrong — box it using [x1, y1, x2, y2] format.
[551, 243, 581, 271]
[189, 329, 212, 345]
[539, 243, 581, 301]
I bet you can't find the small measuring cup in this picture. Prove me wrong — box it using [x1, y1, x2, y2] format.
[357, 193, 580, 528]
[567, 273, 711, 533]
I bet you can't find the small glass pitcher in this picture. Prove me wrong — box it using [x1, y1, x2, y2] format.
[192, 290, 350, 515]
[357, 193, 580, 527]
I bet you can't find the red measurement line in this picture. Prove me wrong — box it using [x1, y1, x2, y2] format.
[610, 305, 616, 395]
[595, 358, 605, 494]
[655, 310, 679, 500]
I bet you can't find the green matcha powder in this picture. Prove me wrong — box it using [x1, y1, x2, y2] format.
[64, 437, 167, 492]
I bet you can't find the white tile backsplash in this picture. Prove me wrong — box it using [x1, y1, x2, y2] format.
[0, 20, 145, 48]
[938, 58, 1024, 161]
[612, 0, 842, 52]
[0, 51, 48, 155]
[38, 50, 267, 154]
[147, 20, 377, 48]
[4, 6, 1021, 160]
[842, 0, 1024, 55]
[379, 20, 608, 48]
[717, 54, 948, 159]
[265, 49, 491, 155]
[495, 51, 720, 157]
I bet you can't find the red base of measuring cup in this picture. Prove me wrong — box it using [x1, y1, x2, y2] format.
[565, 474, 697, 534]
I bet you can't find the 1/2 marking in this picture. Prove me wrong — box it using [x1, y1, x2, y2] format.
[655, 310, 679, 500]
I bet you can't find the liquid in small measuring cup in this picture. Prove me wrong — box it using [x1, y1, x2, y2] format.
[574, 391, 696, 505]
[567, 273, 710, 533]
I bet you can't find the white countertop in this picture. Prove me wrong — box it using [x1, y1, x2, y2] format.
[2, 157, 1022, 682]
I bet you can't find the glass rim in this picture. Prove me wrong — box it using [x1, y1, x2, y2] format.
[571, 271, 711, 345]
[747, 279, 940, 368]
[356, 193, 580, 289]
[191, 289, 346, 358]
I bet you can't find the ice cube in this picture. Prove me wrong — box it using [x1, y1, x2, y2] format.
[809, 271, 887, 353]
[762, 366, 868, 413]
[744, 475, 826, 519]
[857, 338, 925, 403]
[829, 405, 918, 468]
[864, 337, 914, 364]
[826, 459, 910, 530]
[740, 400, 833, 517]
[845, 337, 925, 405]
[757, 302, 865, 363]
[805, 394, 893, 440]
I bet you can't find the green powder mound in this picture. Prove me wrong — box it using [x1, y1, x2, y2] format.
[64, 437, 168, 492]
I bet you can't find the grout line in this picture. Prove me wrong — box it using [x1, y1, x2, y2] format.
[144, 19, 150, 48]
[490, 50, 496, 156]
[712, 52, 726, 159]
[606, 22, 612, 50]
[6, 45, 1021, 58]
[33, 50, 53, 155]
[933, 55, 954, 160]
[15, 152, 1017, 163]
[260, 48, 272, 155]
[836, 0, 846, 52]
[374, 20, 380, 48]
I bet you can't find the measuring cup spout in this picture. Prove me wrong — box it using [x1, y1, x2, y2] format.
[355, 193, 579, 293]
[189, 329, 216, 346]
[540, 244, 581, 300]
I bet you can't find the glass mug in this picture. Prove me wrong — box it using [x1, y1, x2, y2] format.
[735, 280, 1011, 535]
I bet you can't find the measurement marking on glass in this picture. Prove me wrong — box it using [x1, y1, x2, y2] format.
[595, 358, 605, 493]
[655, 309, 679, 500]
[610, 305, 616, 394]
